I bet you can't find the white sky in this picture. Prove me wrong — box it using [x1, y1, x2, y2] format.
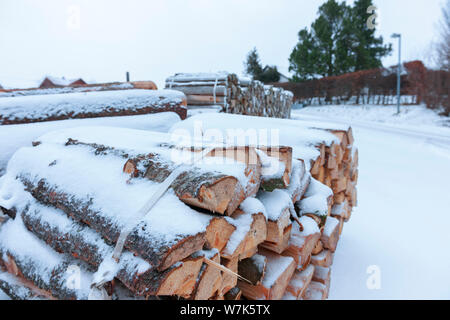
[0, 0, 445, 89]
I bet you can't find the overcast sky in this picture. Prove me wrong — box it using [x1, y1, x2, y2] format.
[0, 0, 445, 89]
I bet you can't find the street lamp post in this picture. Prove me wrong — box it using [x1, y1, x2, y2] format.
[391, 33, 402, 114]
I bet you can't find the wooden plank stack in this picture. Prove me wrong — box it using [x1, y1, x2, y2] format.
[165, 72, 293, 119]
[0, 118, 358, 300]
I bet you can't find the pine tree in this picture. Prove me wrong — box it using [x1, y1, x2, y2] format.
[289, 0, 392, 81]
[350, 0, 392, 71]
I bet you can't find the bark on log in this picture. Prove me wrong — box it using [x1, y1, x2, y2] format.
[65, 139, 255, 215]
[0, 272, 52, 300]
[264, 209, 291, 244]
[238, 249, 295, 300]
[19, 203, 203, 297]
[20, 176, 206, 272]
[321, 217, 340, 253]
[224, 286, 242, 300]
[258, 147, 293, 192]
[259, 224, 292, 254]
[222, 211, 267, 260]
[311, 250, 334, 268]
[285, 265, 315, 299]
[237, 254, 267, 286]
[302, 281, 328, 300]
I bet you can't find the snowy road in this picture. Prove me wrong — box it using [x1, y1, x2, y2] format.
[293, 112, 450, 299]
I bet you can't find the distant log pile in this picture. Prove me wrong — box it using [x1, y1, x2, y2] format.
[0, 89, 187, 125]
[0, 114, 358, 300]
[0, 81, 158, 98]
[165, 73, 293, 119]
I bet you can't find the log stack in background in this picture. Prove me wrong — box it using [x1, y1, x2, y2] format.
[0, 115, 358, 300]
[165, 72, 293, 119]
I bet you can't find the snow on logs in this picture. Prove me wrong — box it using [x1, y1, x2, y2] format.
[0, 113, 358, 300]
[165, 72, 293, 119]
[0, 89, 188, 125]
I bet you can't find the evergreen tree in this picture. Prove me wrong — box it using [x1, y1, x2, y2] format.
[259, 66, 281, 83]
[350, 0, 392, 71]
[289, 29, 320, 81]
[289, 0, 392, 81]
[244, 48, 263, 79]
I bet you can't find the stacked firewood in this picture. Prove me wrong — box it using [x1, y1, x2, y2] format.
[0, 116, 358, 300]
[165, 73, 293, 119]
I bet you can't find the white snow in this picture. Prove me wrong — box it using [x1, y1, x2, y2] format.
[255, 149, 286, 182]
[223, 213, 254, 256]
[304, 177, 333, 199]
[2, 142, 212, 242]
[0, 83, 134, 98]
[0, 112, 182, 176]
[0, 89, 185, 123]
[296, 105, 450, 299]
[169, 113, 339, 165]
[262, 253, 294, 288]
[250, 254, 267, 274]
[239, 197, 267, 219]
[257, 189, 292, 222]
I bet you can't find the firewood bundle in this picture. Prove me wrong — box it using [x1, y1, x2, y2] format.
[0, 114, 358, 300]
[0, 89, 187, 125]
[165, 73, 293, 119]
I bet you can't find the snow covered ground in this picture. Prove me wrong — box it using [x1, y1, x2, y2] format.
[294, 105, 450, 299]
[0, 112, 181, 176]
